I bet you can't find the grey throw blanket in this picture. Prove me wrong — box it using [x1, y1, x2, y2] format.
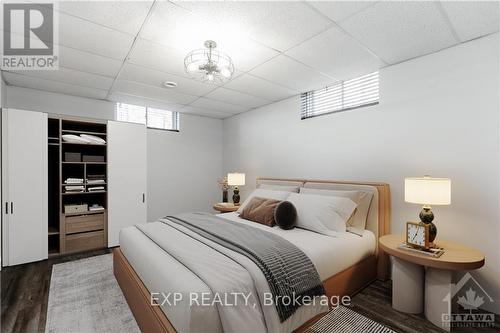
[163, 212, 325, 322]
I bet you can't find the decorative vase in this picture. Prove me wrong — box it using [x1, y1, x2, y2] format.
[222, 190, 228, 203]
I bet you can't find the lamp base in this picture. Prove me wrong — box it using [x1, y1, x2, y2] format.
[420, 205, 437, 243]
[233, 186, 240, 205]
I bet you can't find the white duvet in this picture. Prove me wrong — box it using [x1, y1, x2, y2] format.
[119, 213, 376, 333]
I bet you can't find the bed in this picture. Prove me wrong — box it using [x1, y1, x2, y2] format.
[113, 178, 391, 333]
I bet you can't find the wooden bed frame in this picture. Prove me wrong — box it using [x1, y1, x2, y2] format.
[113, 178, 391, 333]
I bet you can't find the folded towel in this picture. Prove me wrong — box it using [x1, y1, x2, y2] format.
[65, 185, 85, 191]
[87, 174, 106, 179]
[88, 186, 105, 192]
[65, 180, 84, 184]
[86, 179, 105, 184]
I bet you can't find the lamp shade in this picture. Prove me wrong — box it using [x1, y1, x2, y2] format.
[227, 173, 245, 186]
[405, 176, 451, 205]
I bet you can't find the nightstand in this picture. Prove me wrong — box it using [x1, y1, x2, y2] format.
[213, 202, 239, 213]
[379, 234, 485, 331]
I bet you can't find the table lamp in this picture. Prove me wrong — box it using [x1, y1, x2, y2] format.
[228, 173, 245, 205]
[405, 176, 451, 243]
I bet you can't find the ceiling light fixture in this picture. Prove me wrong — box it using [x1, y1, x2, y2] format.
[162, 81, 178, 88]
[184, 40, 234, 84]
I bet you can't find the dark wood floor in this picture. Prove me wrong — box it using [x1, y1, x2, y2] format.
[1, 251, 498, 333]
[350, 280, 499, 333]
[1, 249, 111, 333]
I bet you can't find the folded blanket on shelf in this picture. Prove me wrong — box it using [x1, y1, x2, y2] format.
[87, 174, 106, 180]
[87, 186, 105, 192]
[65, 185, 85, 190]
[65, 178, 84, 184]
[86, 179, 106, 184]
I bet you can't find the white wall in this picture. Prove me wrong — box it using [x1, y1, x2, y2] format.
[147, 116, 223, 220]
[223, 33, 500, 313]
[6, 86, 113, 120]
[4, 85, 224, 221]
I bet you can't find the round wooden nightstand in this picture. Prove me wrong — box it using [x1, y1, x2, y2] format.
[213, 202, 239, 213]
[379, 234, 485, 331]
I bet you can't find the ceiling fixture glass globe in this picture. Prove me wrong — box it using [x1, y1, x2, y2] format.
[184, 40, 234, 83]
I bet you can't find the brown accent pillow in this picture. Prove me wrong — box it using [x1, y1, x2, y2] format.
[240, 197, 282, 227]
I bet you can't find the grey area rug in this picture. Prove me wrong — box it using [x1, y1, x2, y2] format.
[305, 305, 396, 333]
[45, 254, 140, 333]
[46, 254, 394, 333]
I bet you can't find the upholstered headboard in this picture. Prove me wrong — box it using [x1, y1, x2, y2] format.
[256, 177, 391, 279]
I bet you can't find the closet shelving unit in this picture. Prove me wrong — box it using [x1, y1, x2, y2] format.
[48, 118, 61, 256]
[48, 117, 108, 256]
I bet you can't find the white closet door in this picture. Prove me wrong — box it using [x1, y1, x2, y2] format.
[2, 109, 48, 266]
[108, 121, 147, 247]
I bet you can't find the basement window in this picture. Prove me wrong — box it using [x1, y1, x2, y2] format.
[115, 103, 180, 131]
[300, 71, 379, 120]
[147, 107, 180, 131]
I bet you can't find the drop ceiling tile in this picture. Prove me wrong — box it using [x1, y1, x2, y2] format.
[113, 79, 198, 105]
[216, 39, 279, 72]
[56, 1, 153, 35]
[177, 1, 331, 52]
[7, 67, 114, 90]
[224, 74, 298, 102]
[250, 55, 335, 92]
[286, 25, 384, 80]
[142, 2, 279, 71]
[440, 1, 500, 42]
[127, 39, 189, 77]
[190, 97, 248, 114]
[339, 1, 457, 64]
[180, 105, 234, 119]
[120, 63, 216, 96]
[307, 1, 377, 22]
[59, 12, 135, 60]
[3, 72, 108, 99]
[58, 45, 123, 78]
[204, 87, 271, 109]
[140, 1, 206, 51]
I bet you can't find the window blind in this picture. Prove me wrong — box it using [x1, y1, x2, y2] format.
[115, 103, 146, 124]
[300, 71, 379, 119]
[147, 107, 179, 131]
[115, 103, 180, 131]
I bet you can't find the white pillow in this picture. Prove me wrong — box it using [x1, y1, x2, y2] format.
[237, 189, 290, 214]
[258, 184, 300, 193]
[80, 134, 106, 144]
[62, 134, 90, 144]
[299, 188, 373, 236]
[287, 192, 357, 236]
